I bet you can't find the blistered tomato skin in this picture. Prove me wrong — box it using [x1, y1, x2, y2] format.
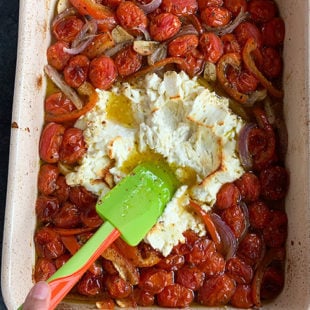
[199, 32, 224, 63]
[88, 56, 118, 90]
[149, 13, 182, 42]
[225, 257, 253, 284]
[168, 35, 199, 57]
[52, 16, 84, 43]
[200, 6, 232, 27]
[77, 271, 105, 296]
[38, 164, 59, 196]
[176, 265, 205, 291]
[234, 21, 262, 48]
[230, 284, 254, 308]
[157, 284, 194, 308]
[221, 204, 246, 238]
[69, 186, 98, 208]
[59, 127, 87, 165]
[34, 258, 57, 282]
[114, 45, 142, 77]
[248, 0, 277, 23]
[53, 201, 81, 228]
[45, 92, 77, 115]
[198, 0, 223, 11]
[106, 274, 133, 298]
[235, 172, 261, 203]
[198, 274, 236, 306]
[116, 1, 148, 34]
[161, 0, 198, 16]
[39, 122, 65, 164]
[35, 195, 60, 224]
[47, 41, 71, 71]
[216, 182, 241, 210]
[223, 0, 247, 16]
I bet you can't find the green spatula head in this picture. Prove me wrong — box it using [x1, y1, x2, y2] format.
[96, 162, 179, 246]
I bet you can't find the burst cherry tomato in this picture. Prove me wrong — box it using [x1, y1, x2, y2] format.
[80, 203, 103, 228]
[54, 175, 70, 203]
[39, 122, 65, 164]
[259, 166, 289, 201]
[45, 92, 77, 115]
[63, 55, 90, 88]
[116, 1, 147, 34]
[47, 41, 71, 71]
[53, 201, 81, 228]
[198, 0, 223, 11]
[69, 185, 98, 208]
[248, 200, 271, 229]
[198, 274, 236, 306]
[234, 21, 262, 48]
[88, 56, 118, 90]
[34, 258, 57, 282]
[261, 47, 283, 78]
[161, 0, 198, 16]
[216, 182, 241, 210]
[114, 45, 142, 77]
[157, 254, 185, 271]
[221, 204, 246, 238]
[77, 271, 105, 296]
[260, 265, 285, 299]
[199, 32, 224, 63]
[221, 33, 241, 54]
[157, 284, 194, 308]
[139, 268, 169, 294]
[200, 6, 232, 27]
[261, 17, 285, 47]
[133, 288, 155, 306]
[149, 13, 181, 42]
[38, 164, 59, 196]
[185, 237, 216, 265]
[223, 0, 247, 16]
[168, 35, 199, 57]
[35, 195, 60, 223]
[176, 265, 205, 290]
[59, 127, 87, 165]
[248, 0, 277, 23]
[235, 172, 261, 203]
[198, 251, 226, 277]
[52, 16, 84, 43]
[34, 226, 65, 259]
[225, 256, 253, 284]
[230, 284, 254, 308]
[178, 49, 205, 77]
[106, 274, 133, 298]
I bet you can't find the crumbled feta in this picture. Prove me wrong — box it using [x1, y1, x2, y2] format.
[66, 71, 245, 256]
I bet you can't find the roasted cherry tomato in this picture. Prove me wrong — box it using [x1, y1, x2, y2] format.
[221, 33, 241, 54]
[88, 56, 118, 90]
[45, 92, 77, 115]
[34, 226, 65, 259]
[234, 21, 262, 48]
[237, 233, 264, 266]
[261, 47, 283, 78]
[69, 185, 98, 208]
[230, 284, 254, 308]
[133, 288, 155, 306]
[52, 16, 84, 43]
[149, 13, 181, 42]
[63, 55, 90, 88]
[34, 258, 57, 282]
[259, 166, 289, 201]
[261, 17, 285, 47]
[198, 0, 223, 11]
[54, 175, 70, 203]
[77, 271, 105, 296]
[139, 268, 169, 294]
[260, 265, 285, 299]
[53, 201, 81, 228]
[178, 49, 205, 77]
[157, 254, 185, 271]
[221, 204, 246, 238]
[198, 274, 236, 306]
[106, 274, 133, 298]
[116, 1, 148, 34]
[199, 32, 224, 63]
[176, 265, 205, 290]
[198, 251, 226, 277]
[114, 45, 142, 77]
[35, 195, 60, 224]
[223, 0, 247, 16]
[235, 172, 261, 203]
[80, 203, 103, 228]
[157, 284, 194, 308]
[248, 0, 277, 23]
[47, 41, 71, 71]
[185, 237, 216, 265]
[225, 256, 253, 284]
[216, 182, 241, 210]
[200, 6, 232, 27]
[168, 35, 199, 57]
[59, 127, 87, 164]
[248, 200, 271, 229]
[161, 0, 198, 16]
[38, 164, 59, 196]
[39, 122, 65, 164]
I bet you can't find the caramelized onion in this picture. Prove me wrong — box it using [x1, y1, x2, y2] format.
[64, 18, 98, 55]
[210, 213, 237, 260]
[237, 123, 257, 170]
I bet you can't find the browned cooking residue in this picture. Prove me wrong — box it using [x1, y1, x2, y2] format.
[37, 75, 43, 89]
[25, 127, 30, 133]
[11, 122, 19, 129]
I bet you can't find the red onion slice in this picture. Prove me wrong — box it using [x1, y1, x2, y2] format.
[63, 18, 98, 55]
[104, 41, 132, 57]
[237, 123, 257, 170]
[137, 0, 162, 14]
[168, 24, 199, 43]
[204, 9, 248, 36]
[134, 26, 151, 41]
[44, 65, 84, 110]
[210, 213, 237, 260]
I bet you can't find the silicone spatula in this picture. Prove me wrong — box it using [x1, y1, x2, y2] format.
[20, 162, 178, 310]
